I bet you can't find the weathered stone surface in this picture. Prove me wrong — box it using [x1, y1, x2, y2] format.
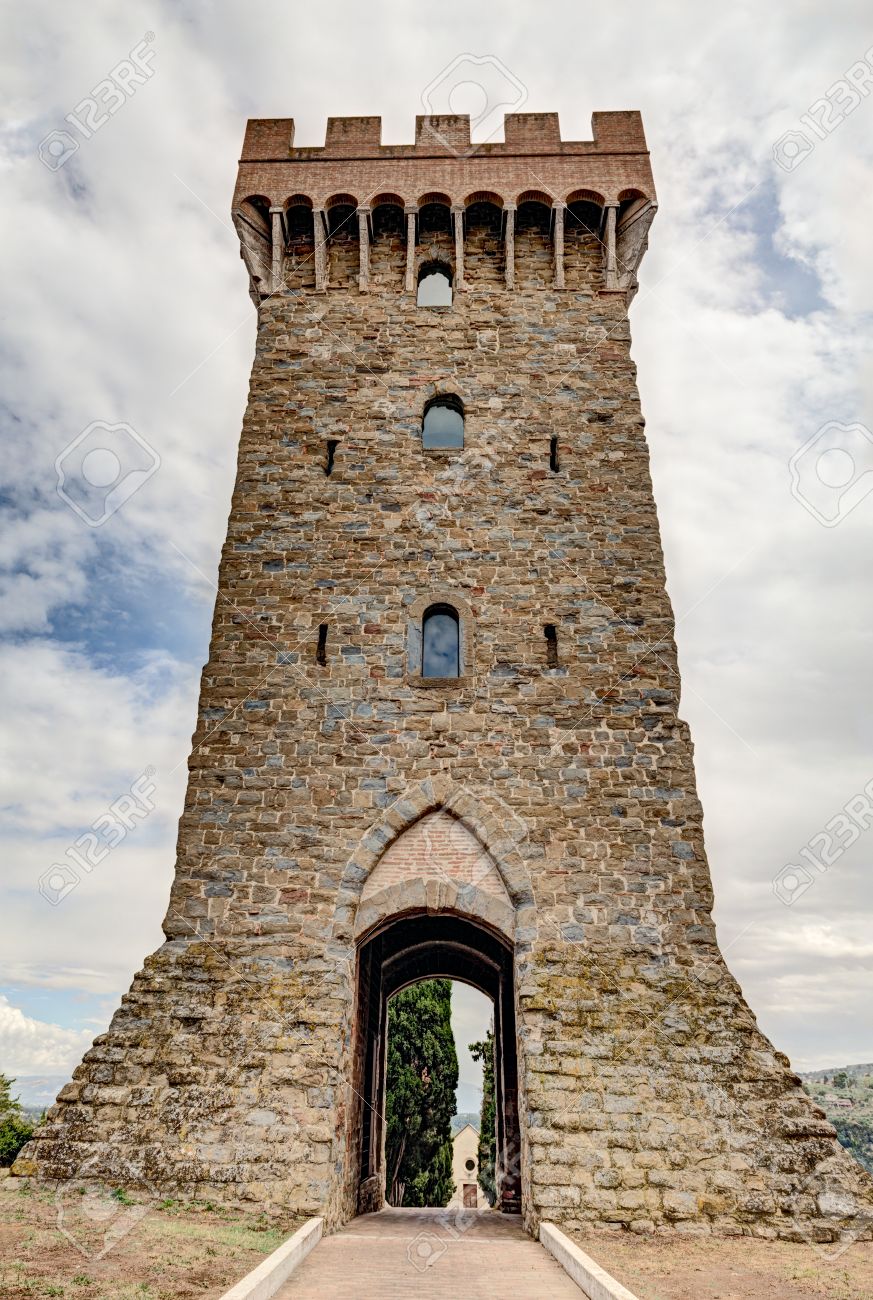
[16, 109, 873, 1242]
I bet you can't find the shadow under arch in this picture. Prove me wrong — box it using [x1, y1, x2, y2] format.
[351, 910, 521, 1218]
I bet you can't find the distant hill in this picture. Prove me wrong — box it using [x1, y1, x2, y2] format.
[800, 1063, 873, 1174]
[451, 1112, 480, 1136]
[799, 1063, 873, 1082]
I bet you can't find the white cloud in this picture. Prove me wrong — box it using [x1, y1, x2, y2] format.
[0, 641, 195, 834]
[0, 642, 195, 997]
[451, 983, 492, 1113]
[0, 994, 94, 1076]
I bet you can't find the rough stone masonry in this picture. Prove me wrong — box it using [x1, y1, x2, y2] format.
[17, 109, 873, 1244]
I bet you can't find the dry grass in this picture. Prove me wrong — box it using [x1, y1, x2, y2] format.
[573, 1229, 873, 1300]
[0, 1177, 303, 1300]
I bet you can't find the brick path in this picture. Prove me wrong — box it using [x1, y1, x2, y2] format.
[277, 1207, 583, 1298]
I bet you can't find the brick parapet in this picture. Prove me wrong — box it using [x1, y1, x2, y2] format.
[235, 112, 655, 211]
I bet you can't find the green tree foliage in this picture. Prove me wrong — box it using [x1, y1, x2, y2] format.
[385, 980, 458, 1207]
[470, 1029, 497, 1206]
[833, 1070, 851, 1090]
[0, 1074, 35, 1167]
[405, 1136, 454, 1207]
[834, 1120, 873, 1175]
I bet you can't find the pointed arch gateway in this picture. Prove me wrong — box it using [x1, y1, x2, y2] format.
[343, 787, 532, 1218]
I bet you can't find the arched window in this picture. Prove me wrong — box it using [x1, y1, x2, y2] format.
[422, 604, 460, 678]
[417, 261, 453, 307]
[422, 395, 464, 450]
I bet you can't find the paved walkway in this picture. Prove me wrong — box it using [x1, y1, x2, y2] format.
[278, 1206, 583, 1298]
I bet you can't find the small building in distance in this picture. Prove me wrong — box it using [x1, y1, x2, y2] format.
[452, 1123, 486, 1209]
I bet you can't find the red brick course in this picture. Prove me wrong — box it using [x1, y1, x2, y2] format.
[360, 811, 509, 900]
[234, 111, 656, 211]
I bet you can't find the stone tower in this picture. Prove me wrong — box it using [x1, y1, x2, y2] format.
[19, 109, 873, 1245]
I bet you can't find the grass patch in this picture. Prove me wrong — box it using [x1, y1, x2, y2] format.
[0, 1180, 302, 1300]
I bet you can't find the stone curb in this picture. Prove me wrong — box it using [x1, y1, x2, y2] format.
[218, 1216, 323, 1300]
[539, 1222, 641, 1300]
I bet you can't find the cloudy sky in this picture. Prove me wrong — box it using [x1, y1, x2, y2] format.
[2, 1, 872, 1109]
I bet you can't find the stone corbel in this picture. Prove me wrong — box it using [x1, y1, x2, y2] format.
[357, 206, 371, 292]
[452, 205, 465, 291]
[552, 202, 565, 289]
[269, 207, 285, 295]
[232, 206, 273, 305]
[503, 203, 516, 291]
[615, 199, 658, 303]
[313, 207, 328, 291]
[603, 201, 619, 291]
[404, 205, 418, 294]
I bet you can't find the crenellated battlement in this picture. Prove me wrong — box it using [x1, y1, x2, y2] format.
[239, 110, 650, 160]
[233, 109, 657, 307]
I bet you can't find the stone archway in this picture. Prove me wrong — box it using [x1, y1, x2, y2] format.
[351, 911, 521, 1218]
[337, 786, 536, 1221]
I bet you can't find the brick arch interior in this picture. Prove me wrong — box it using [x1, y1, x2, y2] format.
[370, 203, 405, 291]
[356, 811, 514, 937]
[350, 911, 521, 1218]
[334, 780, 538, 944]
[516, 201, 553, 289]
[565, 198, 603, 292]
[464, 201, 504, 288]
[416, 202, 454, 281]
[325, 202, 358, 288]
[284, 203, 316, 291]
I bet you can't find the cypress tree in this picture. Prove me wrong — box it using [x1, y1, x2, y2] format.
[470, 1029, 497, 1205]
[385, 979, 458, 1206]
